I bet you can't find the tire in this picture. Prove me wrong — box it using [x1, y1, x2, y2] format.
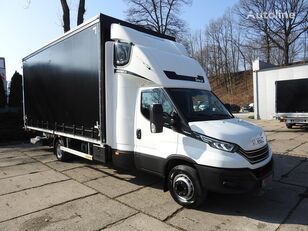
[168, 165, 206, 208]
[54, 138, 70, 161]
[286, 123, 293, 129]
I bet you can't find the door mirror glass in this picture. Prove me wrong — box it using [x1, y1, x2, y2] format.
[170, 111, 180, 129]
[224, 103, 231, 112]
[150, 103, 163, 133]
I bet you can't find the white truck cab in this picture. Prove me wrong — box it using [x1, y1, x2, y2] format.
[107, 23, 273, 207]
[23, 14, 273, 208]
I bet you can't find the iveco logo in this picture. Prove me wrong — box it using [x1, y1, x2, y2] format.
[195, 76, 204, 83]
[251, 136, 265, 146]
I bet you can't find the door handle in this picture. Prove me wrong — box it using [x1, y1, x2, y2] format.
[136, 129, 141, 139]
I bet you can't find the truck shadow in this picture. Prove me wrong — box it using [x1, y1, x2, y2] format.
[88, 162, 163, 189]
[81, 152, 307, 227]
[195, 153, 307, 226]
[44, 147, 307, 225]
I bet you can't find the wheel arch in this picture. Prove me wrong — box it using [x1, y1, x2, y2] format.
[163, 155, 197, 191]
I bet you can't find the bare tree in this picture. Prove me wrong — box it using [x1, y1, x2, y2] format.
[236, 0, 308, 65]
[59, 0, 86, 33]
[60, 0, 70, 32]
[188, 10, 257, 93]
[239, 40, 261, 69]
[125, 0, 192, 38]
[204, 11, 246, 91]
[77, 0, 86, 26]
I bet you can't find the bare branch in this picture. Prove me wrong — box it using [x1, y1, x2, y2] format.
[125, 0, 191, 39]
[235, 0, 308, 65]
[60, 0, 70, 32]
[77, 0, 86, 26]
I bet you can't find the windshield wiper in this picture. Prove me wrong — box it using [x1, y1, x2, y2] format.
[210, 113, 230, 118]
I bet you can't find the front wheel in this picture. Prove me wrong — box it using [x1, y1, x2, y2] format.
[168, 165, 206, 208]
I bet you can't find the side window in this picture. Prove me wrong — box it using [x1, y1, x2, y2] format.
[161, 93, 173, 115]
[141, 89, 174, 126]
[141, 90, 160, 119]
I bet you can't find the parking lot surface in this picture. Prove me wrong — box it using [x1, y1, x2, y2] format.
[0, 119, 307, 231]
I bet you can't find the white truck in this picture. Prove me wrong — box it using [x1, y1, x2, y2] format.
[23, 14, 273, 208]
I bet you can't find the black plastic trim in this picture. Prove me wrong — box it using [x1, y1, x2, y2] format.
[164, 71, 205, 83]
[195, 158, 273, 194]
[134, 152, 198, 178]
[111, 149, 135, 170]
[166, 155, 197, 165]
[134, 152, 165, 176]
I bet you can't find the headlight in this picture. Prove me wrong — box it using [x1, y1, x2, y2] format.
[114, 42, 131, 66]
[195, 133, 237, 152]
[209, 140, 235, 152]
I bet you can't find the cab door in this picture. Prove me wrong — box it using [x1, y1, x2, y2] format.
[134, 88, 178, 175]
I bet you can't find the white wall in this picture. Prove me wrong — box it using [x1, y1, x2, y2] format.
[0, 57, 7, 96]
[253, 61, 308, 120]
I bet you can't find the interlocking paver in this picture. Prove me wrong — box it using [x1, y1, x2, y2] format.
[0, 170, 68, 195]
[63, 166, 107, 182]
[281, 161, 308, 187]
[0, 162, 49, 179]
[279, 198, 308, 231]
[0, 180, 96, 222]
[117, 184, 181, 221]
[85, 176, 142, 198]
[0, 118, 307, 231]
[273, 154, 305, 181]
[168, 182, 304, 231]
[103, 213, 179, 231]
[0, 194, 137, 231]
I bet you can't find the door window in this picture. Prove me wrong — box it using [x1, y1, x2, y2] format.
[141, 89, 174, 126]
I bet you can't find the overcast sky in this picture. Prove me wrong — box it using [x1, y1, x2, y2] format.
[0, 0, 238, 80]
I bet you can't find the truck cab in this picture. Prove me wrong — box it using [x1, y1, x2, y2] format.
[107, 23, 273, 207]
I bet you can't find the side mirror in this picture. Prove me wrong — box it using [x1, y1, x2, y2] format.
[150, 103, 163, 133]
[225, 103, 231, 112]
[170, 111, 180, 130]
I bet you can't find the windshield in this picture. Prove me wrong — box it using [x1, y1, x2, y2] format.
[166, 88, 233, 122]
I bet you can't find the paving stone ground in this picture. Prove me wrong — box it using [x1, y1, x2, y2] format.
[0, 119, 307, 230]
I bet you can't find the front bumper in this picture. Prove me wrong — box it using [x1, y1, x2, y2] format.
[195, 158, 273, 194]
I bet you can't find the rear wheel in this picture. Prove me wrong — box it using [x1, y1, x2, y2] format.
[286, 123, 293, 129]
[168, 165, 205, 208]
[54, 138, 70, 161]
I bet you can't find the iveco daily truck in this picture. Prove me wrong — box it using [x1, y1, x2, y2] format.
[23, 14, 273, 208]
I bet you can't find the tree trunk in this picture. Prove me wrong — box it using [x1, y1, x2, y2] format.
[266, 35, 271, 63]
[284, 42, 289, 65]
[60, 0, 70, 32]
[77, 0, 85, 26]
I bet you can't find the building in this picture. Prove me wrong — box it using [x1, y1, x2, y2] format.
[0, 57, 7, 96]
[253, 59, 308, 120]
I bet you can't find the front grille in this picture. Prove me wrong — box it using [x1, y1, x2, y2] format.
[237, 145, 269, 164]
